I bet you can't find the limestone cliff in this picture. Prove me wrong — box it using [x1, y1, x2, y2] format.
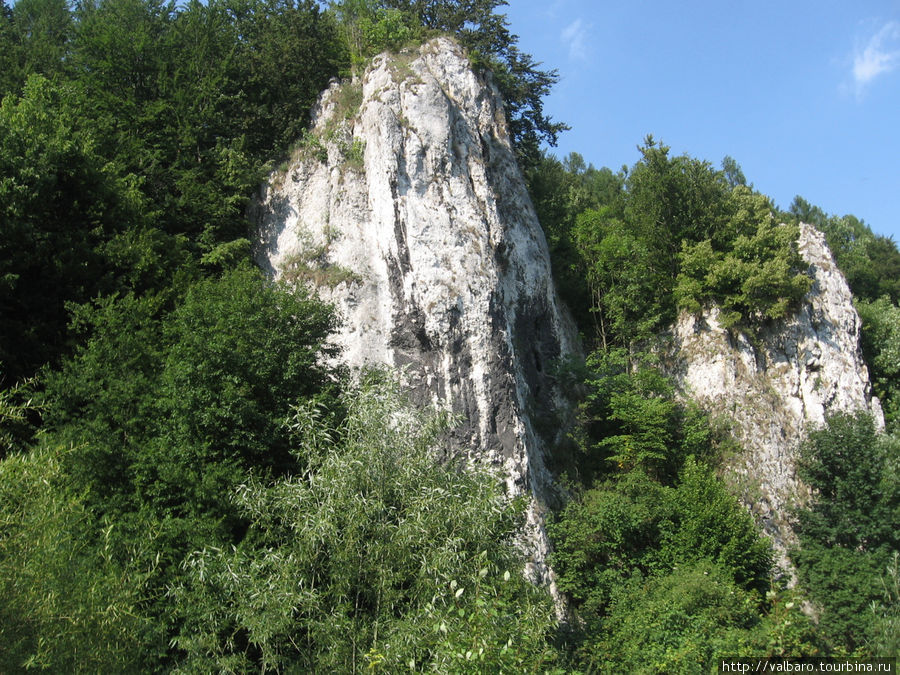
[664, 222, 883, 573]
[251, 37, 579, 594]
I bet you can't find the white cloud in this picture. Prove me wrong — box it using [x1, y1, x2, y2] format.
[546, 0, 566, 20]
[852, 21, 900, 93]
[561, 18, 590, 61]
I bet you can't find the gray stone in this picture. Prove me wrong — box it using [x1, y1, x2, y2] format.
[663, 222, 883, 578]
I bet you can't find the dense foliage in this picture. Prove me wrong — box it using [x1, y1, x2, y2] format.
[792, 412, 900, 654]
[30, 268, 340, 667]
[0, 446, 152, 671]
[547, 373, 818, 671]
[529, 138, 810, 348]
[0, 0, 346, 381]
[172, 375, 560, 672]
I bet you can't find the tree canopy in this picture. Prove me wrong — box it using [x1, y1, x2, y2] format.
[529, 138, 811, 349]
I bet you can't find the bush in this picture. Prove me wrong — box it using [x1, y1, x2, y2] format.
[549, 470, 673, 617]
[795, 412, 898, 553]
[588, 561, 762, 674]
[171, 374, 559, 672]
[675, 187, 811, 330]
[550, 460, 772, 621]
[0, 446, 156, 671]
[792, 412, 900, 653]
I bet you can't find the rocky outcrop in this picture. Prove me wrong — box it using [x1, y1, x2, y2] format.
[664, 222, 883, 573]
[251, 37, 579, 601]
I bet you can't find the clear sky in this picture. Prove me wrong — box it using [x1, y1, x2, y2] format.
[503, 0, 900, 242]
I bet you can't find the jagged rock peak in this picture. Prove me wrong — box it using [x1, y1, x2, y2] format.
[250, 36, 580, 602]
[664, 221, 883, 575]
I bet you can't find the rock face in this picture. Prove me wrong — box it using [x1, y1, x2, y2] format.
[665, 222, 883, 572]
[251, 37, 579, 596]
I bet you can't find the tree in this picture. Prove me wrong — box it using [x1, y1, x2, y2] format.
[171, 374, 559, 671]
[571, 350, 719, 484]
[792, 412, 900, 653]
[675, 187, 811, 329]
[857, 297, 900, 431]
[328, 0, 414, 68]
[0, 74, 144, 378]
[624, 136, 731, 265]
[0, 0, 14, 96]
[155, 266, 339, 499]
[795, 412, 898, 553]
[533, 141, 813, 349]
[225, 0, 348, 159]
[549, 469, 674, 617]
[48, 267, 338, 532]
[0, 446, 155, 671]
[0, 0, 72, 97]
[69, 0, 345, 255]
[722, 155, 747, 188]
[573, 209, 662, 347]
[549, 460, 771, 620]
[526, 151, 623, 337]
[789, 195, 826, 228]
[664, 458, 772, 595]
[590, 562, 764, 674]
[41, 268, 341, 667]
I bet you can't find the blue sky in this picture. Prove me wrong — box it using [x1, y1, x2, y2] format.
[504, 0, 900, 242]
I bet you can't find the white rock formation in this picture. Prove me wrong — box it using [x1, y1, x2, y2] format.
[251, 37, 579, 600]
[665, 222, 883, 572]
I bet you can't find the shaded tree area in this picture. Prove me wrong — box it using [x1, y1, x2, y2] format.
[0, 75, 146, 378]
[5, 268, 341, 669]
[1, 0, 347, 381]
[792, 412, 900, 655]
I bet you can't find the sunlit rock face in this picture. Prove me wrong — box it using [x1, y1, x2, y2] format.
[251, 37, 579, 605]
[665, 222, 883, 575]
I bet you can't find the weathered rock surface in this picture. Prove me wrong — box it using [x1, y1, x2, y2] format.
[664, 222, 883, 573]
[251, 37, 579, 599]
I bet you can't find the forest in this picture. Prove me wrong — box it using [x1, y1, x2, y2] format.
[1, 0, 898, 671]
